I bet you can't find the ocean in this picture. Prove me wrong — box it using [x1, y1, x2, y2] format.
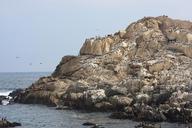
[0, 72, 190, 128]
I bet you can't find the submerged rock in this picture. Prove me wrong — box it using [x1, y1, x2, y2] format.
[0, 118, 21, 128]
[82, 122, 96, 126]
[82, 122, 105, 128]
[15, 16, 192, 123]
[135, 122, 161, 128]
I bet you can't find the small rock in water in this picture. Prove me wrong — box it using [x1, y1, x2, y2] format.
[135, 122, 161, 128]
[82, 122, 96, 126]
[0, 118, 21, 127]
[82, 122, 104, 128]
[55, 105, 71, 110]
[10, 122, 22, 127]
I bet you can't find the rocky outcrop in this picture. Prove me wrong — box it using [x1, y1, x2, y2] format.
[0, 118, 21, 127]
[80, 37, 115, 55]
[15, 16, 192, 123]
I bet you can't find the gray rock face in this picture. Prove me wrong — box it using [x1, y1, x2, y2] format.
[15, 16, 192, 123]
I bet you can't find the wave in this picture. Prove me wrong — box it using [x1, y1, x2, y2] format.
[0, 90, 13, 105]
[0, 90, 12, 97]
[1, 100, 9, 105]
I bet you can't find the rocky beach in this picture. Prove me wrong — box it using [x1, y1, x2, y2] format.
[13, 16, 192, 124]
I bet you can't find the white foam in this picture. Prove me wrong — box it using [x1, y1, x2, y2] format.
[1, 100, 9, 105]
[0, 90, 13, 105]
[0, 90, 12, 97]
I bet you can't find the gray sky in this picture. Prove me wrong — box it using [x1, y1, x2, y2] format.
[0, 0, 191, 72]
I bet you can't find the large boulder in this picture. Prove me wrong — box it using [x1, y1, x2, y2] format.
[109, 95, 133, 109]
[80, 37, 115, 55]
[83, 89, 106, 104]
[105, 86, 128, 97]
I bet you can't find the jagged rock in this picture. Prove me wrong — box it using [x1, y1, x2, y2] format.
[94, 101, 113, 111]
[124, 106, 134, 118]
[168, 44, 192, 58]
[186, 33, 192, 42]
[141, 85, 154, 93]
[0, 118, 21, 127]
[118, 30, 127, 38]
[84, 89, 106, 104]
[109, 95, 133, 109]
[133, 104, 165, 122]
[105, 86, 128, 97]
[136, 93, 151, 104]
[15, 77, 70, 106]
[164, 108, 192, 122]
[80, 37, 115, 55]
[147, 59, 173, 73]
[9, 89, 24, 99]
[15, 16, 192, 123]
[152, 91, 172, 105]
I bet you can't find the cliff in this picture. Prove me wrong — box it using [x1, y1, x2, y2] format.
[15, 16, 192, 122]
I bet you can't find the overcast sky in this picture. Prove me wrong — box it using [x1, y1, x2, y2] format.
[0, 0, 191, 72]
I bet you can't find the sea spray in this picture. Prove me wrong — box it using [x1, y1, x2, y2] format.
[0, 90, 13, 105]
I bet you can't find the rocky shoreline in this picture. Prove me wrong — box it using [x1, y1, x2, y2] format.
[13, 16, 192, 123]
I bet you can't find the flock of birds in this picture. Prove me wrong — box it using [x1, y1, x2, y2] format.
[13, 28, 101, 67]
[15, 56, 43, 66]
